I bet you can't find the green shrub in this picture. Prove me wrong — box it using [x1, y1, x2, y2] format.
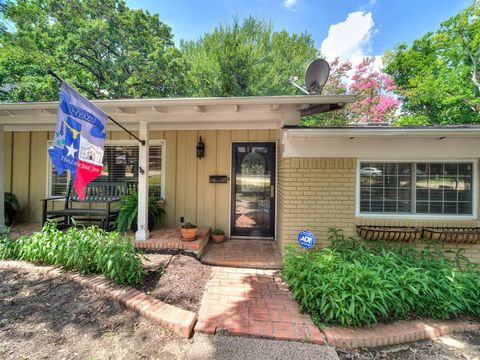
[282, 228, 480, 327]
[0, 228, 18, 260]
[1, 222, 146, 285]
[116, 192, 164, 232]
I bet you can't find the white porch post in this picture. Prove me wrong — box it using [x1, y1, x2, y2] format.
[0, 125, 4, 229]
[136, 121, 149, 240]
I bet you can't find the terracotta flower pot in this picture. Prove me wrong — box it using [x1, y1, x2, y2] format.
[211, 234, 226, 243]
[180, 226, 198, 241]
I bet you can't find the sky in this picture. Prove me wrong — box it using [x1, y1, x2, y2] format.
[126, 0, 471, 63]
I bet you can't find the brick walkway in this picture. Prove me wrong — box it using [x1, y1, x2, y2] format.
[194, 266, 326, 344]
[201, 239, 282, 269]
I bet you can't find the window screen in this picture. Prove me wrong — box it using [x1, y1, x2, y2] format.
[359, 162, 474, 216]
[48, 142, 164, 198]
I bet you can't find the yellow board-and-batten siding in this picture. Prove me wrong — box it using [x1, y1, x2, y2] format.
[4, 130, 277, 236]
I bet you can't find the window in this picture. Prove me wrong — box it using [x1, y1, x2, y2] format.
[47, 141, 165, 198]
[358, 161, 475, 217]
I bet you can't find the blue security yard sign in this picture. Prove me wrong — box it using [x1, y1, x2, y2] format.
[297, 230, 316, 249]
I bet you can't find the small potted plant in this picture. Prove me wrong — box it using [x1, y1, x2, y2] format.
[211, 228, 226, 243]
[180, 222, 198, 241]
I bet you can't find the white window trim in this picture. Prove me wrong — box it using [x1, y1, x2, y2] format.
[355, 159, 478, 220]
[46, 139, 166, 199]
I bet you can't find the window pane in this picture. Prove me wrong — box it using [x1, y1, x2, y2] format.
[51, 168, 68, 196]
[359, 162, 412, 214]
[416, 201, 428, 213]
[49, 142, 163, 198]
[415, 162, 473, 215]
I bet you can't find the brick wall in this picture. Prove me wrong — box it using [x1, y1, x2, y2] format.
[277, 157, 480, 263]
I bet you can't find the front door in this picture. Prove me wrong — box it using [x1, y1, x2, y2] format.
[231, 142, 275, 237]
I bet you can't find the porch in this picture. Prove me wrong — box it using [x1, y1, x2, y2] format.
[9, 223, 283, 269]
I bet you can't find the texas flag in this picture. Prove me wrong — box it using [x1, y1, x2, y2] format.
[48, 82, 108, 200]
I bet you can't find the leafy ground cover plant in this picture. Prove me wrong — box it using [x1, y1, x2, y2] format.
[282, 228, 480, 327]
[0, 222, 146, 285]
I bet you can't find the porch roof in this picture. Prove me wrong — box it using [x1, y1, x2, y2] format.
[0, 94, 355, 131]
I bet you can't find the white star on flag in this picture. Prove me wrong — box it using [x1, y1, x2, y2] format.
[66, 143, 78, 158]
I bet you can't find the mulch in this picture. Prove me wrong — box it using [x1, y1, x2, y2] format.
[135, 254, 212, 313]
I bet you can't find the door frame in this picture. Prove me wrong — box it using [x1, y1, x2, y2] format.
[230, 141, 276, 239]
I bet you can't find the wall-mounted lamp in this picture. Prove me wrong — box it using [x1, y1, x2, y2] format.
[197, 136, 205, 159]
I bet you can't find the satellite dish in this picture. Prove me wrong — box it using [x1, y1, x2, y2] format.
[304, 59, 330, 94]
[288, 58, 330, 95]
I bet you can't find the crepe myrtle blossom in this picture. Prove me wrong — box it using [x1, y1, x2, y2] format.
[349, 57, 401, 123]
[327, 57, 401, 123]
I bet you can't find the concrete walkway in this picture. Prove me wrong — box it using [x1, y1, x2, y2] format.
[187, 333, 338, 360]
[195, 266, 325, 344]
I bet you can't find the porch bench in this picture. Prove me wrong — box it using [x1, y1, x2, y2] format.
[42, 181, 128, 230]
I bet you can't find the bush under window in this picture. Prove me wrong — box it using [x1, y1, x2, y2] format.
[282, 228, 480, 327]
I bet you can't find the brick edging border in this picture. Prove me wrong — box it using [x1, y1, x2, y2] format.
[0, 260, 197, 338]
[323, 318, 480, 348]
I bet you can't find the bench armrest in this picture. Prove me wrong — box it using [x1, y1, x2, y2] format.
[106, 198, 122, 204]
[42, 196, 66, 202]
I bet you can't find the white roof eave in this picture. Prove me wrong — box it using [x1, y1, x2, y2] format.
[284, 127, 480, 139]
[0, 94, 356, 111]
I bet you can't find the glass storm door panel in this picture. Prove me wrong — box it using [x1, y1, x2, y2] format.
[231, 142, 276, 237]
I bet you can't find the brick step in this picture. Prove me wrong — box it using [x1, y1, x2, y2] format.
[133, 226, 211, 255]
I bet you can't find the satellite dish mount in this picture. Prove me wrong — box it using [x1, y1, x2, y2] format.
[289, 59, 330, 95]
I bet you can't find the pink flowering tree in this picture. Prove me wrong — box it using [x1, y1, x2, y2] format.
[349, 57, 401, 123]
[302, 56, 401, 126]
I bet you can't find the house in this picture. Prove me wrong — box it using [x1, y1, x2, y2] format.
[1, 95, 479, 262]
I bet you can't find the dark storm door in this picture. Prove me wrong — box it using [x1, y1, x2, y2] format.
[231, 142, 276, 237]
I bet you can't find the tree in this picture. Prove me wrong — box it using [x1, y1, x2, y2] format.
[303, 57, 401, 126]
[384, 3, 480, 124]
[180, 17, 317, 97]
[0, 0, 188, 101]
[350, 57, 401, 123]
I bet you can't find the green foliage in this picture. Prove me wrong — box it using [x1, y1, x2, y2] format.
[181, 222, 197, 229]
[1, 222, 146, 284]
[212, 228, 224, 235]
[393, 114, 432, 126]
[384, 4, 480, 124]
[4, 192, 20, 226]
[181, 16, 317, 97]
[0, 0, 187, 101]
[115, 192, 164, 232]
[0, 228, 18, 260]
[282, 228, 480, 327]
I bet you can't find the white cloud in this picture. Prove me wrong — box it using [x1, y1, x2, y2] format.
[320, 11, 375, 64]
[283, 0, 298, 9]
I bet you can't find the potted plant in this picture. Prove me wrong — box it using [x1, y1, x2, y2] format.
[4, 192, 20, 227]
[180, 222, 198, 241]
[211, 228, 226, 243]
[116, 192, 164, 232]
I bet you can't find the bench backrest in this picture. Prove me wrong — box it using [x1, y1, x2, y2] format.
[66, 181, 128, 202]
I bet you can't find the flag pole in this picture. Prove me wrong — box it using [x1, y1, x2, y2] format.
[47, 69, 146, 146]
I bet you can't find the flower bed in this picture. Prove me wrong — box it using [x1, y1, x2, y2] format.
[282, 228, 480, 327]
[0, 222, 146, 285]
